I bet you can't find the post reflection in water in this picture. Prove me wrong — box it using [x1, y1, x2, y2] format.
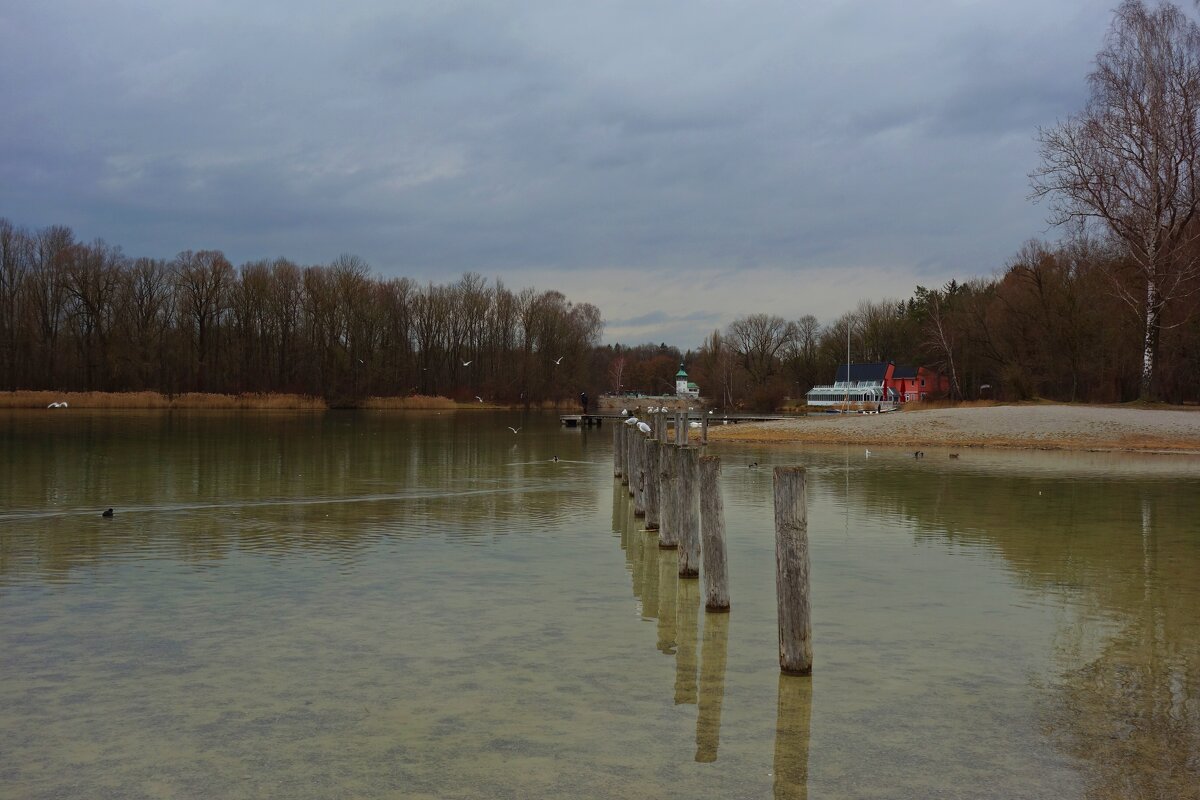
[639, 530, 662, 621]
[674, 577, 700, 705]
[656, 546, 679, 654]
[773, 674, 813, 800]
[695, 611, 730, 763]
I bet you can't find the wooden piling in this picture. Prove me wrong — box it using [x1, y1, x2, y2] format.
[628, 425, 637, 493]
[613, 421, 622, 478]
[644, 438, 661, 530]
[677, 446, 701, 578]
[701, 413, 709, 445]
[675, 412, 687, 446]
[774, 466, 811, 675]
[657, 443, 678, 548]
[633, 435, 646, 516]
[699, 454, 730, 611]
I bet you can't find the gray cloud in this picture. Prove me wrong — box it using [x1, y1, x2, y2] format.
[1, 0, 1116, 346]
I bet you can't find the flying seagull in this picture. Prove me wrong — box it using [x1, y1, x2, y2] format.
[462, 360, 472, 366]
[475, 396, 484, 402]
[507, 426, 521, 434]
[553, 356, 564, 365]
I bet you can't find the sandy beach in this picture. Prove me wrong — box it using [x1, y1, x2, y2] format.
[704, 404, 1200, 453]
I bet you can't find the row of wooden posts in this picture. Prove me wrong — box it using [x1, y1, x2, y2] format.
[613, 410, 813, 676]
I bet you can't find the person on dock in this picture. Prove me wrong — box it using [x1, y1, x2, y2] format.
[580, 391, 589, 414]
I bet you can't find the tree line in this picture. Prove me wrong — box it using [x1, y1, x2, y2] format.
[0, 221, 602, 404]
[674, 232, 1198, 409]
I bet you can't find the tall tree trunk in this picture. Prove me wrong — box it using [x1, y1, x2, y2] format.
[1140, 278, 1160, 401]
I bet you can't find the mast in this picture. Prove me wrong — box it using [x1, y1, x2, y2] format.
[844, 321, 850, 412]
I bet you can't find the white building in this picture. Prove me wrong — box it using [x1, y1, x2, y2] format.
[675, 364, 700, 398]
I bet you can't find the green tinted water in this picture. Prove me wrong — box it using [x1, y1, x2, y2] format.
[1, 411, 1198, 799]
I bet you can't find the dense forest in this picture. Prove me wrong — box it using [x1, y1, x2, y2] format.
[5, 1, 1200, 409]
[0, 221, 603, 405]
[4, 217, 1197, 409]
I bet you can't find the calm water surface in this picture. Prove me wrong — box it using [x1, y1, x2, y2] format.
[1, 411, 1198, 799]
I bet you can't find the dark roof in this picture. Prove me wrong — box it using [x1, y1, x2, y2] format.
[891, 365, 918, 379]
[835, 362, 891, 382]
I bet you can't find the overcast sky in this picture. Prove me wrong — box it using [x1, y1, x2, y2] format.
[1, 0, 1116, 347]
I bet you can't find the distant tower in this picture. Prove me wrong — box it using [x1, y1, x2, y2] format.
[675, 363, 699, 398]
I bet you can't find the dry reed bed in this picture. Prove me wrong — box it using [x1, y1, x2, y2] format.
[0, 391, 328, 410]
[1, 391, 568, 411]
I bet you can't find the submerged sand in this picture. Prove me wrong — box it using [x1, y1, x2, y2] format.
[704, 404, 1200, 453]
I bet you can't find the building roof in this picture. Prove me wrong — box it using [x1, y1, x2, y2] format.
[891, 365, 918, 379]
[834, 362, 891, 382]
[675, 363, 688, 378]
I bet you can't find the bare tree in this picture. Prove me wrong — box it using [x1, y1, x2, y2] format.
[0, 219, 31, 388]
[174, 249, 233, 391]
[1032, 0, 1200, 399]
[725, 314, 796, 387]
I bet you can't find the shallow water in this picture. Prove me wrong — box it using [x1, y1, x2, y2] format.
[1, 411, 1198, 799]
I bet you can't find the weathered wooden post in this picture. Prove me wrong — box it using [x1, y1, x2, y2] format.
[701, 413, 709, 445]
[628, 422, 638, 496]
[774, 467, 812, 675]
[613, 421, 622, 478]
[657, 443, 678, 548]
[656, 411, 668, 442]
[621, 424, 631, 485]
[676, 412, 687, 445]
[699, 454, 729, 611]
[644, 437, 661, 530]
[633, 435, 646, 517]
[628, 422, 638, 491]
[677, 446, 701, 578]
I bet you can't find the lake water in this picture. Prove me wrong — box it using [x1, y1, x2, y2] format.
[1, 410, 1198, 799]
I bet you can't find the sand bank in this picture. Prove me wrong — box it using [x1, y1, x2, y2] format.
[704, 404, 1200, 454]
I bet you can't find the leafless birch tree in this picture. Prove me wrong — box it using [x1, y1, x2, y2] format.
[1032, 0, 1200, 400]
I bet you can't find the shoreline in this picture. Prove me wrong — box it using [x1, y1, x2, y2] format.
[703, 404, 1200, 455]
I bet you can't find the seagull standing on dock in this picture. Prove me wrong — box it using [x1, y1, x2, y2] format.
[637, 421, 651, 434]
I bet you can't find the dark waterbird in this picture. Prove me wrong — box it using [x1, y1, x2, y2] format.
[101, 508, 114, 517]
